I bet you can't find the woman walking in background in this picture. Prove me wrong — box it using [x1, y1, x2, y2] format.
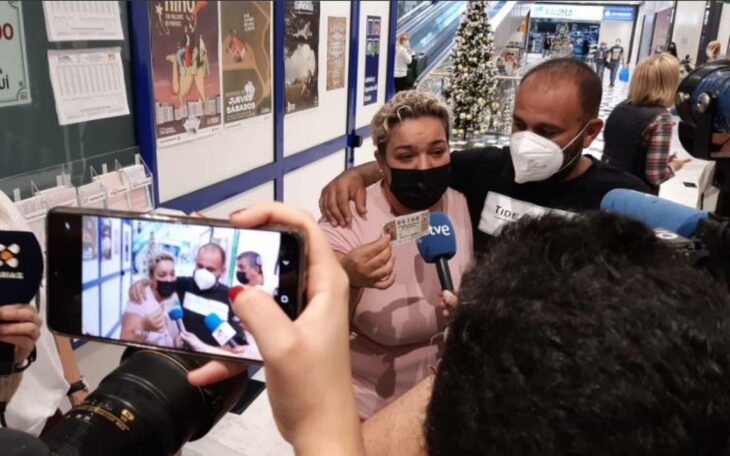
[394, 33, 413, 92]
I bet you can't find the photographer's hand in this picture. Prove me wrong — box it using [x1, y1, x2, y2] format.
[188, 202, 364, 456]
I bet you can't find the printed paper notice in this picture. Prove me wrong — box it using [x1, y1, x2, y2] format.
[43, 1, 124, 42]
[47, 48, 130, 126]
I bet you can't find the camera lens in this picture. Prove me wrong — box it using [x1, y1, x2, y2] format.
[41, 350, 247, 455]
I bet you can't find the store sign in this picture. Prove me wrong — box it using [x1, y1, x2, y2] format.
[603, 6, 635, 22]
[530, 4, 604, 22]
[0, 1, 31, 107]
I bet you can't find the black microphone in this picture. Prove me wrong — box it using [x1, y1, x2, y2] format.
[0, 231, 43, 374]
[416, 212, 457, 292]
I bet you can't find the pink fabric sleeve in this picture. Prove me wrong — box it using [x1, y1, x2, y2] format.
[319, 217, 358, 255]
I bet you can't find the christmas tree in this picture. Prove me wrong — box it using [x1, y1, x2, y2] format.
[443, 1, 499, 137]
[551, 23, 573, 57]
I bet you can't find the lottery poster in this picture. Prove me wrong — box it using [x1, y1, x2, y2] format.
[149, 0, 221, 146]
[284, 1, 320, 114]
[220, 1, 272, 125]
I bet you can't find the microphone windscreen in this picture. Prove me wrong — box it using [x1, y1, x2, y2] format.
[417, 212, 457, 263]
[0, 231, 44, 305]
[204, 313, 225, 332]
[600, 189, 708, 238]
[168, 306, 183, 320]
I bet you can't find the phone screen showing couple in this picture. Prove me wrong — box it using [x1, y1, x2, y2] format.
[47, 209, 304, 363]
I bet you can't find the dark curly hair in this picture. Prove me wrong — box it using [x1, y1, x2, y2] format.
[426, 212, 730, 456]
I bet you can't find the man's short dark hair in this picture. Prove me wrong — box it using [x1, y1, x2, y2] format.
[237, 250, 263, 275]
[522, 58, 602, 120]
[198, 242, 226, 267]
[426, 212, 730, 456]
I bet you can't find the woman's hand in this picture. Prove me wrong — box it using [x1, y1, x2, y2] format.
[438, 290, 458, 319]
[188, 202, 364, 455]
[341, 234, 396, 290]
[0, 303, 41, 366]
[669, 156, 691, 172]
[141, 308, 166, 332]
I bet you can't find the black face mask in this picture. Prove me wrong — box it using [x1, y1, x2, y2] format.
[156, 280, 177, 299]
[236, 271, 250, 285]
[387, 163, 450, 211]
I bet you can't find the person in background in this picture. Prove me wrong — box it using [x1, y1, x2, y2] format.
[666, 41, 678, 59]
[120, 252, 180, 347]
[595, 42, 608, 83]
[581, 38, 590, 62]
[319, 90, 473, 419]
[394, 33, 413, 93]
[236, 251, 264, 287]
[608, 38, 625, 88]
[602, 53, 690, 193]
[542, 34, 552, 57]
[706, 40, 722, 62]
[503, 51, 517, 76]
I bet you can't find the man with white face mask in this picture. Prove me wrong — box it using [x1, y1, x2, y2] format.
[129, 243, 247, 348]
[319, 58, 650, 252]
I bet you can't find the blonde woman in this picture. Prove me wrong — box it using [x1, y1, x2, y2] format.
[602, 53, 690, 193]
[319, 91, 473, 419]
[120, 252, 180, 347]
[394, 33, 412, 92]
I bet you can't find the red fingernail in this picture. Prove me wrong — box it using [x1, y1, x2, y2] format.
[228, 285, 247, 302]
[230, 208, 247, 217]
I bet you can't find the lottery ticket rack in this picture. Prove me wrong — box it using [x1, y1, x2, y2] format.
[0, 148, 155, 248]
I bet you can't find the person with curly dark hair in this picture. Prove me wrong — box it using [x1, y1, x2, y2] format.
[363, 212, 730, 456]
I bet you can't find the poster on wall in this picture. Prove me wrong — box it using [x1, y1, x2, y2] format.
[0, 1, 31, 108]
[284, 1, 320, 114]
[326, 16, 346, 91]
[363, 15, 380, 106]
[220, 1, 272, 126]
[42, 1, 124, 42]
[149, 0, 221, 147]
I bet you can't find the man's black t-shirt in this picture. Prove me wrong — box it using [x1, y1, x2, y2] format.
[450, 147, 651, 251]
[175, 277, 246, 347]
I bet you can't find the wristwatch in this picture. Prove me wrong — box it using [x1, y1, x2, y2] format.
[67, 377, 89, 396]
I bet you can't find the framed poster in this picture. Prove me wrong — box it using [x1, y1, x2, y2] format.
[363, 15, 380, 106]
[284, 1, 320, 114]
[220, 1, 272, 126]
[326, 16, 346, 91]
[0, 1, 31, 107]
[149, 0, 221, 146]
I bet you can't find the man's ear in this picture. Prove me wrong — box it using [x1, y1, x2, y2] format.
[581, 118, 604, 148]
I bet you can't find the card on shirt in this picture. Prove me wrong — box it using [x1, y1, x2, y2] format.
[383, 210, 430, 245]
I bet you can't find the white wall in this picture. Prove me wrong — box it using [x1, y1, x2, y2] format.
[599, 21, 633, 51]
[202, 181, 275, 218]
[354, 135, 376, 167]
[673, 0, 706, 63]
[355, 1, 391, 129]
[631, 1, 676, 65]
[718, 3, 730, 58]
[283, 150, 346, 218]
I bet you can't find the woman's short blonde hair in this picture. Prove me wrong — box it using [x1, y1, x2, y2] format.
[147, 251, 175, 277]
[370, 90, 451, 156]
[628, 53, 680, 107]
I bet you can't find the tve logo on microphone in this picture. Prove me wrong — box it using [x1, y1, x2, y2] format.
[428, 224, 452, 236]
[0, 243, 23, 279]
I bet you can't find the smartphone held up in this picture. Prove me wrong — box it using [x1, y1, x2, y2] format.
[46, 207, 306, 364]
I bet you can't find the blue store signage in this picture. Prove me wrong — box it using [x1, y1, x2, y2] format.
[603, 6, 635, 22]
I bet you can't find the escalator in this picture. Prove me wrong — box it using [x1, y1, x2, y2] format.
[397, 1, 521, 86]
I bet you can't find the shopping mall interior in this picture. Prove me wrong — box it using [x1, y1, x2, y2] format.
[1, 1, 730, 454]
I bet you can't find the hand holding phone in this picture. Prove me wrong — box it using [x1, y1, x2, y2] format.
[188, 202, 365, 455]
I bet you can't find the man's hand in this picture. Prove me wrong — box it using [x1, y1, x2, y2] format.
[188, 202, 365, 455]
[180, 331, 247, 356]
[128, 279, 150, 302]
[319, 169, 369, 227]
[341, 234, 396, 290]
[141, 308, 166, 332]
[69, 389, 89, 407]
[669, 156, 691, 172]
[0, 304, 41, 365]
